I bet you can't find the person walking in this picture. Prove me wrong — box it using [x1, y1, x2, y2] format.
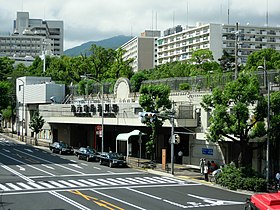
[204, 161, 209, 181]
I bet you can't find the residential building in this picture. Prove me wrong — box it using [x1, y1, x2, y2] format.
[121, 30, 160, 72]
[157, 23, 280, 65]
[0, 11, 63, 59]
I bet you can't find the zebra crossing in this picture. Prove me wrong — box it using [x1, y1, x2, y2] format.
[0, 176, 185, 192]
[0, 139, 17, 146]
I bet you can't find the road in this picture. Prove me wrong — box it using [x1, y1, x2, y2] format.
[0, 136, 249, 210]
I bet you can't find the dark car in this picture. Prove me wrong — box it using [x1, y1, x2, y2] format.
[99, 152, 127, 168]
[75, 147, 100, 162]
[49, 141, 74, 155]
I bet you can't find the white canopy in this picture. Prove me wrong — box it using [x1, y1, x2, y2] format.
[116, 130, 145, 157]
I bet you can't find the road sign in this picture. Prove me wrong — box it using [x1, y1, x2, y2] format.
[96, 125, 102, 131]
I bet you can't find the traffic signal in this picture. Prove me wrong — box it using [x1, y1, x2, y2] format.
[175, 134, 180, 144]
[138, 112, 157, 123]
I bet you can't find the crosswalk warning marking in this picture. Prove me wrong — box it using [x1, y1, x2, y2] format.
[125, 177, 147, 184]
[97, 179, 119, 185]
[6, 183, 22, 190]
[116, 178, 137, 185]
[68, 180, 88, 187]
[88, 179, 108, 186]
[38, 181, 56, 188]
[134, 177, 157, 184]
[17, 182, 33, 190]
[0, 183, 11, 191]
[58, 180, 77, 188]
[106, 178, 128, 185]
[48, 181, 65, 188]
[77, 179, 98, 187]
[0, 176, 184, 192]
[27, 182, 45, 189]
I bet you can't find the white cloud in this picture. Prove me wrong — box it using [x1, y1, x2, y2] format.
[0, 0, 279, 50]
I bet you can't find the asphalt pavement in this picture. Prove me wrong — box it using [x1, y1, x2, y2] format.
[0, 132, 253, 196]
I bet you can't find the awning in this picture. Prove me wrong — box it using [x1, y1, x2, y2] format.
[116, 129, 144, 141]
[116, 130, 145, 157]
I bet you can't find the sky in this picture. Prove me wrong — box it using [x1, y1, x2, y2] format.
[0, 0, 280, 50]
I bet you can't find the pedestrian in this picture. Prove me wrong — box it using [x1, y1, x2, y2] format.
[210, 160, 218, 172]
[178, 151, 183, 164]
[276, 171, 280, 189]
[199, 158, 205, 175]
[204, 162, 209, 181]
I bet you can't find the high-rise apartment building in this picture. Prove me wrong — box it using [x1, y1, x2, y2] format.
[157, 23, 280, 65]
[121, 30, 160, 72]
[0, 12, 63, 59]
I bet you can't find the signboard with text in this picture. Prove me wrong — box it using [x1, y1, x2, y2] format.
[202, 148, 213, 155]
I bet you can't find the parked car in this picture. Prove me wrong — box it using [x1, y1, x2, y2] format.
[75, 147, 100, 162]
[99, 152, 127, 168]
[49, 141, 74, 155]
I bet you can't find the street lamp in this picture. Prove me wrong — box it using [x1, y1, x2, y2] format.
[258, 58, 270, 187]
[80, 75, 104, 153]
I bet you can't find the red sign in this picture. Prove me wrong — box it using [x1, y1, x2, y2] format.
[96, 125, 102, 131]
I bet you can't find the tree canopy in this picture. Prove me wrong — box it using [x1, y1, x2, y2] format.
[201, 73, 267, 167]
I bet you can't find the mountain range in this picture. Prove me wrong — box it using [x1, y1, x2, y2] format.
[64, 35, 133, 57]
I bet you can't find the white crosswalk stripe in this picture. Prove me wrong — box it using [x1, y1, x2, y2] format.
[0, 176, 184, 192]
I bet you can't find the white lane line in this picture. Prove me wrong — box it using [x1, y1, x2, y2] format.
[49, 191, 91, 210]
[126, 177, 147, 184]
[93, 167, 101, 170]
[70, 159, 77, 163]
[81, 163, 88, 166]
[0, 152, 55, 177]
[3, 149, 10, 153]
[91, 189, 146, 210]
[127, 188, 194, 208]
[16, 165, 25, 171]
[41, 164, 55, 170]
[68, 164, 83, 169]
[13, 148, 85, 175]
[24, 149, 33, 153]
[1, 164, 34, 182]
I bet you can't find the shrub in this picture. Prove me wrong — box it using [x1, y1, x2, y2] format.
[179, 83, 191, 91]
[215, 165, 266, 192]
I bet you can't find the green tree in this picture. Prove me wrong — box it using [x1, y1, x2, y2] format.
[0, 57, 15, 80]
[0, 81, 11, 111]
[139, 84, 172, 159]
[130, 71, 149, 92]
[201, 73, 267, 167]
[29, 111, 45, 145]
[269, 91, 280, 174]
[108, 48, 133, 79]
[245, 48, 280, 71]
[88, 44, 115, 80]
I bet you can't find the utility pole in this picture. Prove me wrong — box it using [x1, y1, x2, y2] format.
[170, 101, 175, 175]
[234, 22, 239, 79]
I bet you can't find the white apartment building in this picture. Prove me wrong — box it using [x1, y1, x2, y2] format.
[121, 30, 160, 72]
[0, 11, 63, 58]
[157, 23, 280, 65]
